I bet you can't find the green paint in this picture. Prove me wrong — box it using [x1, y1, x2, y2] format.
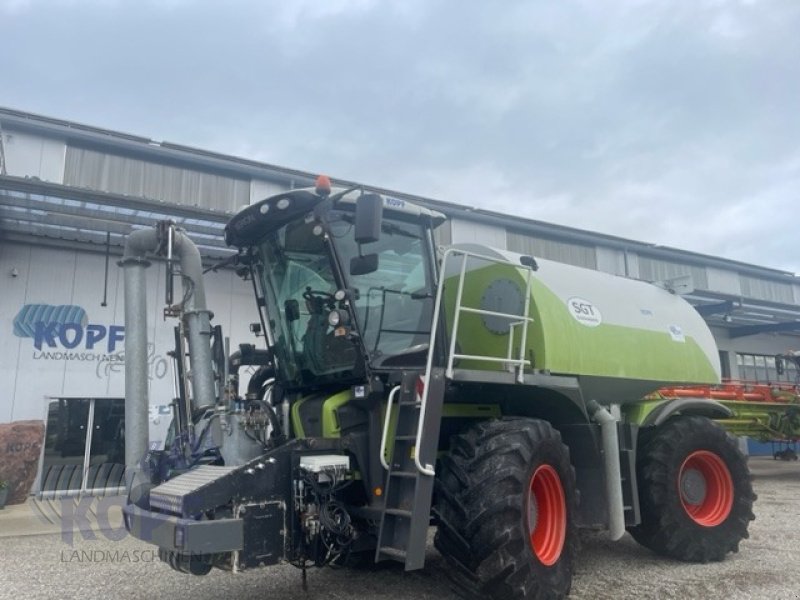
[291, 396, 308, 438]
[322, 390, 352, 438]
[716, 400, 800, 441]
[623, 399, 667, 425]
[442, 404, 502, 418]
[624, 395, 800, 442]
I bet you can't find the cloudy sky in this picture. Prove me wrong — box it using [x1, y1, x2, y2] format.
[2, 0, 798, 272]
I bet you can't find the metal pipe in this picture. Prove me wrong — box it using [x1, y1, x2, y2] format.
[120, 231, 154, 473]
[120, 225, 217, 470]
[587, 399, 626, 541]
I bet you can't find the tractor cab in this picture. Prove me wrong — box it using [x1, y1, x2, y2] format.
[225, 179, 446, 392]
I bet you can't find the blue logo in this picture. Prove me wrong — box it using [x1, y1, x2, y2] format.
[13, 304, 125, 353]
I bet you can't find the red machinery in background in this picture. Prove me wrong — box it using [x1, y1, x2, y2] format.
[656, 370, 800, 460]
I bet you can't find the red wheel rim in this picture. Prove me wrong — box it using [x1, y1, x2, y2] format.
[526, 465, 566, 566]
[678, 450, 734, 526]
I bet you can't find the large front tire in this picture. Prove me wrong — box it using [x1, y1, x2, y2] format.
[629, 415, 756, 562]
[435, 418, 578, 600]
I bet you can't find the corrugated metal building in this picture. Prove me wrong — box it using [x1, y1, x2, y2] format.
[1, 107, 798, 503]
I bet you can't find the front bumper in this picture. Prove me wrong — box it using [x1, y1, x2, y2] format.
[123, 504, 244, 554]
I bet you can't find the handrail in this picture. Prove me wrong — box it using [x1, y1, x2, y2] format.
[379, 385, 402, 471]
[413, 247, 537, 476]
[443, 249, 535, 382]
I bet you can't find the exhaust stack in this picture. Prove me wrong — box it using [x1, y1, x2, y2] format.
[120, 225, 217, 471]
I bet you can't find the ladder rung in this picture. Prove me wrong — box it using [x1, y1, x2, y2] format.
[457, 306, 535, 321]
[451, 353, 530, 365]
[398, 401, 420, 407]
[390, 470, 416, 478]
[384, 508, 413, 518]
[378, 547, 407, 560]
[394, 435, 417, 440]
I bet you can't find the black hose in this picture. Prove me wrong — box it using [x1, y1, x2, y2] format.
[253, 397, 282, 441]
[247, 365, 275, 398]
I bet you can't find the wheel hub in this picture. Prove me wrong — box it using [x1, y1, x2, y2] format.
[527, 465, 566, 566]
[679, 468, 707, 505]
[678, 450, 734, 527]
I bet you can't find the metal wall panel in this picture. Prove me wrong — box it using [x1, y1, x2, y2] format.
[706, 267, 742, 296]
[433, 220, 452, 247]
[1, 240, 257, 429]
[250, 179, 289, 204]
[64, 146, 249, 212]
[637, 256, 709, 290]
[595, 247, 626, 276]
[451, 219, 507, 248]
[0, 243, 32, 423]
[739, 275, 794, 304]
[506, 229, 597, 269]
[2, 129, 66, 183]
[5, 244, 78, 422]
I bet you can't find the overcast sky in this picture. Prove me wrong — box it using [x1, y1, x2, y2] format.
[2, 0, 798, 272]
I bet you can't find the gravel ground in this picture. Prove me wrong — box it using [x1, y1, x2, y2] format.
[0, 457, 797, 600]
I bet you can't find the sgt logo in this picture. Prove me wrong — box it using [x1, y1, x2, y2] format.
[567, 297, 602, 327]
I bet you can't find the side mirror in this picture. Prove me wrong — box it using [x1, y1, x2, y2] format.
[354, 193, 383, 244]
[350, 254, 379, 276]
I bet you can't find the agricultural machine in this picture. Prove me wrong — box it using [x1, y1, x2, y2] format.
[651, 380, 800, 461]
[122, 178, 758, 599]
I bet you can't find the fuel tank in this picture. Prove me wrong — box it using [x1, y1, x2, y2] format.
[443, 244, 720, 403]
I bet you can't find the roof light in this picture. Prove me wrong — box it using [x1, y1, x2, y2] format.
[277, 198, 290, 210]
[315, 175, 332, 197]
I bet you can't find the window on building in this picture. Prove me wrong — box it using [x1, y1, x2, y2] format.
[736, 352, 798, 383]
[39, 397, 126, 497]
[719, 351, 731, 380]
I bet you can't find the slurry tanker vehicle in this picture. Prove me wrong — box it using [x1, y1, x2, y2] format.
[122, 178, 756, 599]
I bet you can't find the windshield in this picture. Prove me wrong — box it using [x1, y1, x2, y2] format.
[254, 208, 435, 388]
[329, 212, 435, 367]
[256, 219, 359, 387]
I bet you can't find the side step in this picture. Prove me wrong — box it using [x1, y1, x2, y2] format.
[375, 368, 446, 570]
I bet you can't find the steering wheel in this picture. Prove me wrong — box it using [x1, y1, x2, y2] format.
[302, 288, 336, 313]
[302, 288, 335, 302]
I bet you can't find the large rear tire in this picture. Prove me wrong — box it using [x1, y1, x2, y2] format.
[434, 418, 578, 600]
[629, 415, 756, 562]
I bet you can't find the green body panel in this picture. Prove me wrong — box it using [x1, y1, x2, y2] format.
[442, 403, 502, 419]
[381, 402, 502, 463]
[715, 399, 800, 441]
[443, 247, 719, 402]
[290, 390, 354, 439]
[623, 400, 664, 426]
[624, 396, 800, 442]
[322, 390, 352, 438]
[291, 396, 308, 438]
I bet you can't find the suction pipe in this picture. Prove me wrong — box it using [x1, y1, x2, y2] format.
[120, 226, 217, 472]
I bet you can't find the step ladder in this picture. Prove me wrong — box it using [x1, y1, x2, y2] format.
[375, 368, 445, 570]
[618, 422, 641, 526]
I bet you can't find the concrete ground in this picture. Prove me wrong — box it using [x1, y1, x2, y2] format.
[0, 456, 797, 600]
